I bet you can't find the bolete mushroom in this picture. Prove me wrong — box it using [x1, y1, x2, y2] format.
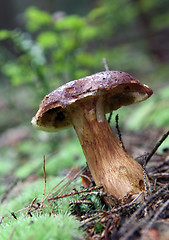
[31, 71, 153, 200]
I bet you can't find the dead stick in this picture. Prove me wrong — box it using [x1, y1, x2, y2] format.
[44, 167, 85, 202]
[48, 185, 103, 201]
[24, 198, 37, 218]
[9, 226, 17, 240]
[107, 112, 113, 123]
[121, 215, 152, 240]
[103, 57, 109, 71]
[119, 183, 169, 236]
[115, 114, 126, 152]
[41, 155, 47, 203]
[110, 192, 143, 214]
[103, 57, 113, 124]
[143, 198, 169, 235]
[69, 200, 94, 205]
[146, 131, 169, 165]
[47, 167, 92, 207]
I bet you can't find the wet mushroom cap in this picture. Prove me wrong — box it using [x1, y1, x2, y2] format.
[31, 71, 153, 131]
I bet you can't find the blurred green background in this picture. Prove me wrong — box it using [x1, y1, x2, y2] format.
[1, 0, 169, 183]
[0, 0, 169, 238]
[0, 0, 169, 218]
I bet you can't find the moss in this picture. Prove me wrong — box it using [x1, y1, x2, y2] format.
[0, 214, 83, 240]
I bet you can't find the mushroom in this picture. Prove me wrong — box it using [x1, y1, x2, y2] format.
[31, 71, 153, 200]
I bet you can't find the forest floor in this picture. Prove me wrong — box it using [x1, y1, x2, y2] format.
[79, 128, 169, 240]
[0, 127, 169, 240]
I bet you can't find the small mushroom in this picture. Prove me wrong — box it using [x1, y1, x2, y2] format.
[31, 71, 153, 200]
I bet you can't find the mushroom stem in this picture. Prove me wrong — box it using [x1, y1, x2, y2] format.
[69, 99, 146, 200]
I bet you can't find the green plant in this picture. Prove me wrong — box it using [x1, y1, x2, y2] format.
[126, 86, 169, 130]
[1, 2, 169, 130]
[0, 6, 97, 97]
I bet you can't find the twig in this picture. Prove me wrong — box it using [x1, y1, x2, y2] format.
[15, 202, 41, 217]
[143, 167, 148, 215]
[115, 114, 126, 152]
[156, 157, 169, 169]
[146, 131, 169, 165]
[9, 226, 17, 240]
[41, 155, 47, 204]
[47, 168, 88, 210]
[11, 212, 17, 220]
[143, 198, 169, 235]
[108, 112, 113, 123]
[149, 172, 169, 177]
[80, 192, 143, 233]
[103, 57, 113, 124]
[69, 200, 94, 206]
[104, 218, 113, 239]
[43, 167, 85, 204]
[119, 183, 169, 236]
[0, 216, 4, 224]
[24, 198, 37, 218]
[134, 152, 149, 165]
[15, 206, 31, 214]
[103, 57, 109, 71]
[120, 215, 152, 240]
[81, 190, 117, 206]
[1, 178, 19, 203]
[110, 191, 143, 214]
[143, 158, 151, 204]
[48, 185, 103, 201]
[80, 191, 102, 198]
[80, 212, 104, 228]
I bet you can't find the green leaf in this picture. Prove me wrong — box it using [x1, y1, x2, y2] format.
[37, 31, 59, 49]
[2, 61, 35, 86]
[25, 6, 51, 32]
[80, 26, 97, 40]
[75, 52, 94, 67]
[74, 69, 90, 79]
[0, 30, 10, 40]
[126, 100, 155, 130]
[89, 6, 106, 20]
[60, 34, 77, 51]
[152, 12, 169, 30]
[55, 15, 85, 31]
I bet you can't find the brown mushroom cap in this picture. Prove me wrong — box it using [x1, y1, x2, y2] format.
[31, 71, 153, 131]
